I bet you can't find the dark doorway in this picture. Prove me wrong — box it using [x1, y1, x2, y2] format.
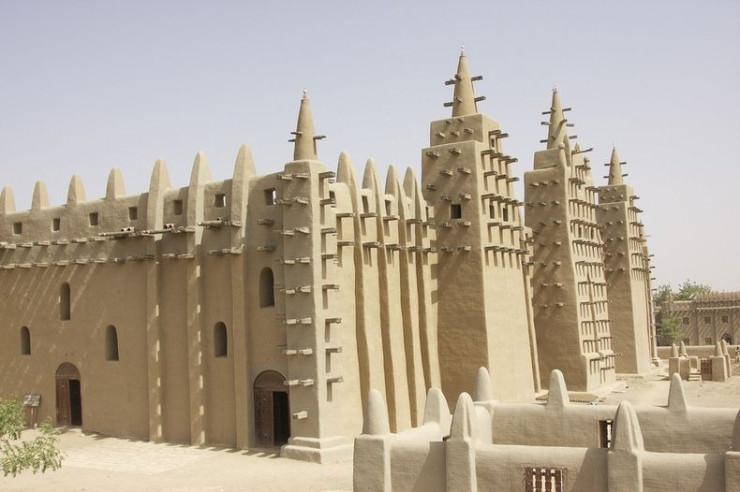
[56, 363, 82, 427]
[253, 370, 290, 447]
[69, 380, 82, 426]
[272, 391, 290, 445]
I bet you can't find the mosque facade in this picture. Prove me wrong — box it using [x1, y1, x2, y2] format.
[0, 52, 654, 462]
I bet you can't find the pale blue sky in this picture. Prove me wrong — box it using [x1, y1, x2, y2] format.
[1, 1, 738, 290]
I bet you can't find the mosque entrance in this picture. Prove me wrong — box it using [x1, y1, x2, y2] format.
[254, 370, 290, 447]
[55, 363, 82, 426]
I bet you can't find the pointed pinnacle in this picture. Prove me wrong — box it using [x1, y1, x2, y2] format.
[546, 88, 569, 150]
[291, 90, 324, 160]
[447, 51, 483, 117]
[608, 146, 624, 185]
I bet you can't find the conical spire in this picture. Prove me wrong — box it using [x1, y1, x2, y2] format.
[290, 90, 325, 161]
[607, 147, 624, 185]
[445, 48, 484, 117]
[546, 88, 569, 150]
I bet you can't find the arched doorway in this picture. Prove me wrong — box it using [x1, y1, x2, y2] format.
[253, 370, 290, 447]
[56, 363, 82, 426]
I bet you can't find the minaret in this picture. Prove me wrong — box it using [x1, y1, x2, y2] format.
[597, 147, 654, 373]
[524, 89, 616, 392]
[421, 50, 538, 401]
[279, 91, 362, 462]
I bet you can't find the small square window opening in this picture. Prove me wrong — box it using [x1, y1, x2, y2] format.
[265, 188, 277, 206]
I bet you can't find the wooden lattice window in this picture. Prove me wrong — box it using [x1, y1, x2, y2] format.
[524, 467, 565, 492]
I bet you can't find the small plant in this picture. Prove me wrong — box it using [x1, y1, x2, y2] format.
[0, 398, 63, 477]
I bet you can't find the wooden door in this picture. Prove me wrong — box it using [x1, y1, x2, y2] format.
[253, 370, 289, 447]
[55, 363, 81, 427]
[56, 379, 71, 425]
[254, 389, 274, 446]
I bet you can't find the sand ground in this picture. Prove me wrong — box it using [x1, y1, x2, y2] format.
[3, 363, 739, 491]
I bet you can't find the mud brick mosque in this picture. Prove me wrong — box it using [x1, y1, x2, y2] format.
[0, 51, 658, 463]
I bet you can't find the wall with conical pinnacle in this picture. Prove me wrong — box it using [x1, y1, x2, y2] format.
[524, 90, 617, 392]
[597, 148, 654, 374]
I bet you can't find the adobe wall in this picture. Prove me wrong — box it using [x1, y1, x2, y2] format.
[353, 369, 740, 491]
[657, 344, 738, 359]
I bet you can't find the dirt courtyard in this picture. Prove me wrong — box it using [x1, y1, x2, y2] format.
[2, 365, 739, 491]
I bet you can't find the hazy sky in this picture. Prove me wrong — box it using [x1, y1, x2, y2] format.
[1, 1, 738, 290]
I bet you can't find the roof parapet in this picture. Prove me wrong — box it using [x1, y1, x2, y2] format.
[546, 369, 570, 408]
[105, 168, 125, 200]
[612, 400, 645, 451]
[31, 181, 49, 210]
[363, 389, 390, 435]
[667, 373, 688, 412]
[0, 186, 16, 214]
[67, 175, 86, 204]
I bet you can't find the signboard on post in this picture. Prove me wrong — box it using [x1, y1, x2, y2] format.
[23, 394, 41, 407]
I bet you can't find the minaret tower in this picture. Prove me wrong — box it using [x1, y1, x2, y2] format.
[279, 91, 362, 462]
[421, 50, 538, 401]
[597, 147, 655, 373]
[524, 89, 616, 392]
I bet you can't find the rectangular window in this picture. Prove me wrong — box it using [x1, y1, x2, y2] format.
[362, 196, 369, 214]
[13, 222, 22, 234]
[214, 193, 227, 208]
[265, 188, 277, 206]
[502, 205, 509, 222]
[705, 337, 712, 345]
[682, 317, 690, 325]
[173, 200, 184, 215]
[489, 202, 496, 219]
[722, 315, 729, 323]
[52, 218, 61, 231]
[128, 206, 138, 221]
[599, 420, 613, 448]
[450, 203, 462, 219]
[385, 199, 392, 216]
[89, 212, 99, 226]
[704, 316, 711, 325]
[524, 467, 565, 492]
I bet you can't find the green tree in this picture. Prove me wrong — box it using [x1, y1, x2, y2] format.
[657, 316, 685, 345]
[653, 284, 673, 306]
[675, 279, 711, 300]
[653, 279, 713, 307]
[0, 398, 62, 477]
